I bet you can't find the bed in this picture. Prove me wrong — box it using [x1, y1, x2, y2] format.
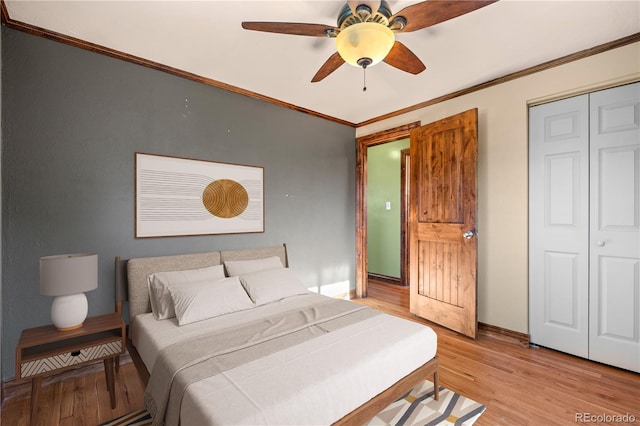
[115, 244, 439, 425]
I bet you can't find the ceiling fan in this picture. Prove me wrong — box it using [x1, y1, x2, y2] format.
[242, 1, 498, 84]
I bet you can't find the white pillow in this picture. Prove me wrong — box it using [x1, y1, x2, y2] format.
[224, 256, 284, 276]
[239, 268, 308, 305]
[147, 264, 226, 320]
[169, 276, 255, 326]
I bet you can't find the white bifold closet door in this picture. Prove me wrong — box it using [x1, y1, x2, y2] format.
[529, 82, 639, 373]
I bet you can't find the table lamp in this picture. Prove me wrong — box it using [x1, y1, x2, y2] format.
[40, 253, 98, 331]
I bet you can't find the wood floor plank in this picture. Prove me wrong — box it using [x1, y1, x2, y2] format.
[58, 379, 75, 422]
[1, 392, 29, 426]
[34, 379, 59, 426]
[49, 381, 64, 426]
[118, 365, 145, 412]
[73, 374, 91, 426]
[95, 369, 115, 424]
[2, 280, 638, 425]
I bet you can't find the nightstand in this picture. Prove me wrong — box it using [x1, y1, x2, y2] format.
[15, 313, 126, 425]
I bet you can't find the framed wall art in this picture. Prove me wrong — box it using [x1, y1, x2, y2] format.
[135, 153, 264, 238]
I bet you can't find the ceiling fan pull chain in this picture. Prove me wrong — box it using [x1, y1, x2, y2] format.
[362, 66, 367, 92]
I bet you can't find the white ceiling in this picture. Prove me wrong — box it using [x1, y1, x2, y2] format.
[4, 1, 640, 125]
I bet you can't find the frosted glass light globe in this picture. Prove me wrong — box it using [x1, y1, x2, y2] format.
[336, 22, 395, 68]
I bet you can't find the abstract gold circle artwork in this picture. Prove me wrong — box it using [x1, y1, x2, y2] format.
[202, 179, 249, 218]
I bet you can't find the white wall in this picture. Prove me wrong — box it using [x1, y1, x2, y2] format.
[356, 42, 640, 333]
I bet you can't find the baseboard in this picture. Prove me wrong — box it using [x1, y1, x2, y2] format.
[367, 273, 403, 286]
[2, 353, 132, 403]
[478, 322, 530, 347]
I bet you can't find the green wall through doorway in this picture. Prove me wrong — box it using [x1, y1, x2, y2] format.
[367, 138, 409, 279]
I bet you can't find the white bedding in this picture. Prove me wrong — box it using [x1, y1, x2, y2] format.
[132, 293, 437, 425]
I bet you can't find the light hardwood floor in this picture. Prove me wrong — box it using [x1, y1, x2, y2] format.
[357, 280, 640, 426]
[2, 280, 639, 425]
[1, 361, 145, 425]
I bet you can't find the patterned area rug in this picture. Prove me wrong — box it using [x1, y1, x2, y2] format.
[365, 381, 486, 426]
[100, 380, 485, 426]
[100, 409, 151, 426]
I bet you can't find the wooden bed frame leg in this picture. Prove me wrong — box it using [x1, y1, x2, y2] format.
[333, 357, 439, 425]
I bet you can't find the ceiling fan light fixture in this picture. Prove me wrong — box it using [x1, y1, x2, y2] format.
[335, 22, 394, 68]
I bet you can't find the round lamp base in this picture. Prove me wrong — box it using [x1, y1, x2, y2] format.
[51, 293, 88, 331]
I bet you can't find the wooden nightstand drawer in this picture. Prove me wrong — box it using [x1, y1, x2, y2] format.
[19, 339, 123, 379]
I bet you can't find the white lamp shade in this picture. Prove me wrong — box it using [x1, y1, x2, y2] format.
[40, 253, 98, 296]
[335, 22, 395, 67]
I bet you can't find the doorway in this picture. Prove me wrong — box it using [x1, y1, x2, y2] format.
[356, 122, 420, 297]
[366, 140, 410, 286]
[356, 110, 479, 339]
[400, 148, 410, 287]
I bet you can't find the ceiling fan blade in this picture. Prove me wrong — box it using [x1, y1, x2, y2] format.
[241, 22, 337, 37]
[311, 52, 345, 82]
[391, 0, 498, 33]
[383, 41, 426, 74]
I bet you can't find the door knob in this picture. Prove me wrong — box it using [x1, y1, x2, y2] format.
[463, 230, 475, 239]
[596, 240, 605, 247]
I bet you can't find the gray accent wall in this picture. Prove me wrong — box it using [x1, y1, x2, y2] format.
[1, 28, 356, 380]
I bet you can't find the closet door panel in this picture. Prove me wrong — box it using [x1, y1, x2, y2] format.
[529, 95, 589, 357]
[589, 82, 640, 373]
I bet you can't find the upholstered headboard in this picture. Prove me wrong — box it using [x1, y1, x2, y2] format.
[220, 246, 288, 267]
[115, 244, 288, 324]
